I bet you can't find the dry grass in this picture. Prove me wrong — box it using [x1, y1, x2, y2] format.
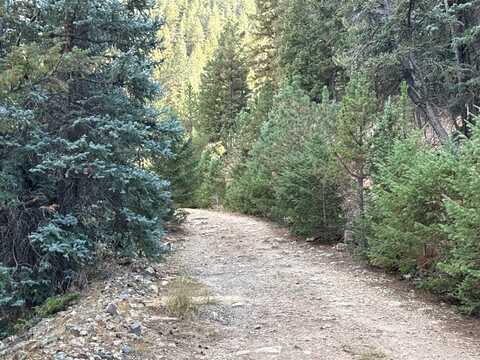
[165, 276, 212, 318]
[359, 350, 388, 360]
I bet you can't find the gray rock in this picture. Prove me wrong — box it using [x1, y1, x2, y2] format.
[53, 352, 67, 360]
[159, 242, 172, 253]
[106, 302, 118, 316]
[66, 325, 82, 337]
[129, 321, 142, 335]
[121, 345, 132, 354]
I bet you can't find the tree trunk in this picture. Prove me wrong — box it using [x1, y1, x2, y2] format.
[356, 175, 364, 218]
[403, 56, 450, 144]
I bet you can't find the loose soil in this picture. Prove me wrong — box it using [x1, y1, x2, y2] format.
[3, 209, 479, 360]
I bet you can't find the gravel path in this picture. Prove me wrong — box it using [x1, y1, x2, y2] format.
[3, 208, 479, 360]
[174, 209, 480, 360]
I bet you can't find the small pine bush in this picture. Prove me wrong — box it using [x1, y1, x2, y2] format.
[366, 127, 480, 315]
[226, 81, 344, 240]
[193, 143, 227, 208]
[366, 135, 455, 273]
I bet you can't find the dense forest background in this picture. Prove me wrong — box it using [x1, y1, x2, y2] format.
[164, 0, 480, 316]
[1, 0, 479, 336]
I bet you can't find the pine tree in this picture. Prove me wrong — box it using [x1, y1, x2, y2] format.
[334, 74, 378, 221]
[197, 20, 249, 143]
[0, 0, 180, 316]
[249, 0, 283, 91]
[279, 0, 344, 101]
[340, 0, 480, 141]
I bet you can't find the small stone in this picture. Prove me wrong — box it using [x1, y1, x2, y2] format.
[121, 345, 132, 354]
[160, 242, 172, 253]
[129, 321, 142, 335]
[232, 302, 245, 308]
[67, 325, 82, 337]
[335, 243, 347, 252]
[150, 284, 159, 294]
[54, 352, 67, 360]
[106, 303, 118, 316]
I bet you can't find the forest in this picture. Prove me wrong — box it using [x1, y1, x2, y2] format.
[1, 0, 480, 340]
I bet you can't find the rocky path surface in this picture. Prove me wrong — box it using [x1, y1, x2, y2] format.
[3, 209, 480, 360]
[175, 209, 480, 360]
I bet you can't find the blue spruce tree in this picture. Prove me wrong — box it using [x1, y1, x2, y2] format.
[0, 0, 181, 319]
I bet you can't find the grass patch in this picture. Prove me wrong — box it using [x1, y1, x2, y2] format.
[12, 292, 80, 334]
[359, 350, 388, 360]
[165, 276, 211, 318]
[35, 292, 80, 317]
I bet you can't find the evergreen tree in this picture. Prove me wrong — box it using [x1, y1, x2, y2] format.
[334, 74, 378, 219]
[340, 0, 480, 142]
[197, 21, 249, 143]
[279, 0, 344, 100]
[249, 0, 283, 91]
[0, 0, 180, 317]
[155, 0, 255, 127]
[226, 81, 343, 239]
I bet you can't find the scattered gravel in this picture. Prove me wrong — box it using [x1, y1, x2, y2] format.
[3, 209, 480, 360]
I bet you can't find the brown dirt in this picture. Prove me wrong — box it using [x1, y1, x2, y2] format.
[3, 208, 480, 360]
[172, 209, 480, 360]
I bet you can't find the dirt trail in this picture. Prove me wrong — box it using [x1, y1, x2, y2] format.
[173, 209, 480, 360]
[3, 209, 480, 360]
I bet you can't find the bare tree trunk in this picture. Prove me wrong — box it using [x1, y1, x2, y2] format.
[403, 56, 450, 144]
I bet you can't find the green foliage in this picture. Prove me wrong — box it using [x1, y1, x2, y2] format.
[193, 143, 227, 208]
[335, 73, 378, 180]
[153, 123, 198, 208]
[366, 127, 480, 315]
[225, 160, 274, 216]
[439, 126, 480, 315]
[197, 20, 249, 143]
[340, 0, 480, 139]
[0, 0, 181, 322]
[279, 0, 344, 100]
[249, 0, 283, 90]
[226, 82, 344, 239]
[366, 135, 455, 273]
[154, 0, 256, 130]
[271, 130, 343, 239]
[34, 292, 80, 317]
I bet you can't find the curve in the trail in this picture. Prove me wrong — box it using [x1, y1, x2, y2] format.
[174, 209, 480, 360]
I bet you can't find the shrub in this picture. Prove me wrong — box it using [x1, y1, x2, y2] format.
[366, 128, 480, 314]
[439, 127, 480, 315]
[366, 135, 456, 274]
[225, 161, 275, 216]
[193, 143, 227, 208]
[34, 293, 80, 317]
[226, 81, 344, 240]
[271, 131, 343, 239]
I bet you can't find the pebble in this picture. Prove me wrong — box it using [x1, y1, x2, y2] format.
[129, 321, 142, 335]
[106, 303, 118, 316]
